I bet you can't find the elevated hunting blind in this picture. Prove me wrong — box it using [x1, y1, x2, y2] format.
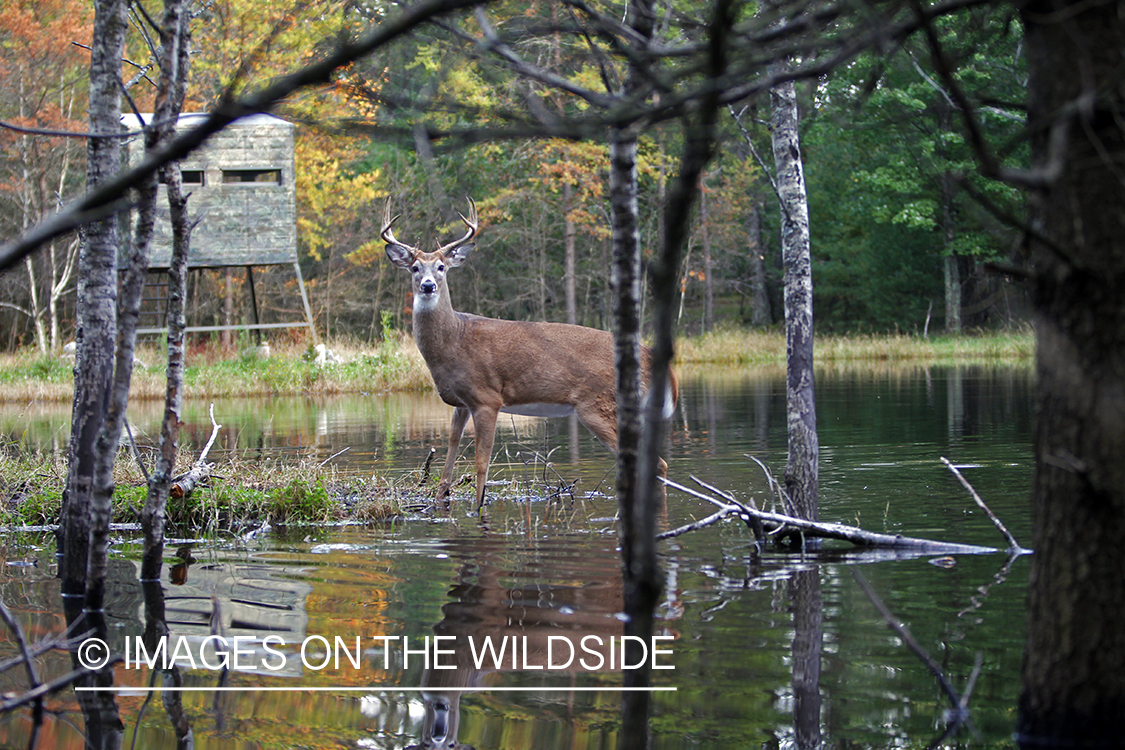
[120, 113, 315, 340]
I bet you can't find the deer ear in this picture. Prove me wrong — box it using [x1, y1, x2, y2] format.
[385, 243, 413, 269]
[445, 243, 474, 267]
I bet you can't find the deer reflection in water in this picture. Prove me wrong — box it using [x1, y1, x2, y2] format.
[404, 537, 679, 749]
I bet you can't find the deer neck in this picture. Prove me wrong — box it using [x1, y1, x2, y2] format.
[411, 287, 462, 363]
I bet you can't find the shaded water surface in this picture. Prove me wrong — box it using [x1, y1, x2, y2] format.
[0, 365, 1033, 748]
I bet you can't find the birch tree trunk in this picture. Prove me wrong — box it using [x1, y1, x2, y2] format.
[943, 254, 962, 333]
[612, 117, 660, 750]
[1018, 2, 1125, 744]
[59, 0, 129, 744]
[23, 256, 47, 354]
[617, 0, 729, 742]
[609, 1, 656, 745]
[771, 74, 819, 522]
[141, 0, 192, 583]
[611, 128, 644, 583]
[58, 0, 128, 601]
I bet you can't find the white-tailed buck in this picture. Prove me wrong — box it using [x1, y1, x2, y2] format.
[383, 198, 677, 509]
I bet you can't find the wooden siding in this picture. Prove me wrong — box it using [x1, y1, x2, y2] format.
[121, 113, 297, 268]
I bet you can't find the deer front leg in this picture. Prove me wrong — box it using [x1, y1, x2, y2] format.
[470, 406, 499, 510]
[437, 407, 470, 500]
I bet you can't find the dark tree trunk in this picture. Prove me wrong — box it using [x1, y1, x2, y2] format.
[141, 0, 192, 583]
[611, 128, 645, 605]
[609, 34, 652, 750]
[58, 0, 128, 602]
[937, 98, 962, 334]
[771, 73, 818, 522]
[618, 0, 729, 736]
[791, 568, 823, 750]
[748, 203, 771, 327]
[1018, 2, 1125, 745]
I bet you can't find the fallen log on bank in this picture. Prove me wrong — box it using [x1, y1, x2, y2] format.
[170, 404, 222, 500]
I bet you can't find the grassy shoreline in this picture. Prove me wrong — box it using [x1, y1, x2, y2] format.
[0, 328, 1034, 404]
[1, 327, 1034, 531]
[0, 446, 405, 531]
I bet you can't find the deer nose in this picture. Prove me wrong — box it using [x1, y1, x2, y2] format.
[420, 280, 437, 295]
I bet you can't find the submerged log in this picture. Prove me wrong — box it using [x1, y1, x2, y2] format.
[660, 476, 1003, 556]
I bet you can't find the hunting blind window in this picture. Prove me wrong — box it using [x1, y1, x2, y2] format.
[158, 169, 204, 185]
[222, 169, 282, 184]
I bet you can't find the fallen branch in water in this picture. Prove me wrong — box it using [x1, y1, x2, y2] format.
[659, 475, 998, 555]
[940, 457, 1028, 555]
[171, 404, 221, 500]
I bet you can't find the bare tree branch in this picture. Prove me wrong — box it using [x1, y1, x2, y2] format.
[941, 457, 1028, 554]
[0, 0, 486, 274]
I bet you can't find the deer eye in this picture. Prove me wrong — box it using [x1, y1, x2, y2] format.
[411, 264, 420, 274]
[437, 264, 445, 273]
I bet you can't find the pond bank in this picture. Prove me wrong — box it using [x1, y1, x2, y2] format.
[0, 448, 405, 530]
[0, 328, 1034, 404]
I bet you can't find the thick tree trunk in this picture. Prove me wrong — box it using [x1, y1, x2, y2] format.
[1018, 2, 1125, 745]
[60, 0, 129, 743]
[58, 0, 128, 601]
[771, 74, 818, 522]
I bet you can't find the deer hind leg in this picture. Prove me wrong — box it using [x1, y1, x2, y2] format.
[437, 407, 471, 499]
[470, 406, 499, 510]
[577, 397, 670, 477]
[576, 396, 619, 454]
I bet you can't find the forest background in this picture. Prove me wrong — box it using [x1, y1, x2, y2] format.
[0, 0, 1028, 353]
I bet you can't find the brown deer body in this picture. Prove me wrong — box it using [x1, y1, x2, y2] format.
[383, 199, 676, 509]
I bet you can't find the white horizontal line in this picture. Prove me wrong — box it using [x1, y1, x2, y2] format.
[76, 686, 676, 693]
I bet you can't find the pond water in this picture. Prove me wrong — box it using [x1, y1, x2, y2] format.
[0, 364, 1034, 748]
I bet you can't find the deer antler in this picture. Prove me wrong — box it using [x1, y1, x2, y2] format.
[437, 197, 479, 255]
[381, 199, 414, 249]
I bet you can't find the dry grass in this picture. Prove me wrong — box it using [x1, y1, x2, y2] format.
[677, 327, 1034, 366]
[0, 327, 1033, 405]
[0, 335, 434, 404]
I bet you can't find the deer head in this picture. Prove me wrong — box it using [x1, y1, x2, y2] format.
[383, 198, 478, 313]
